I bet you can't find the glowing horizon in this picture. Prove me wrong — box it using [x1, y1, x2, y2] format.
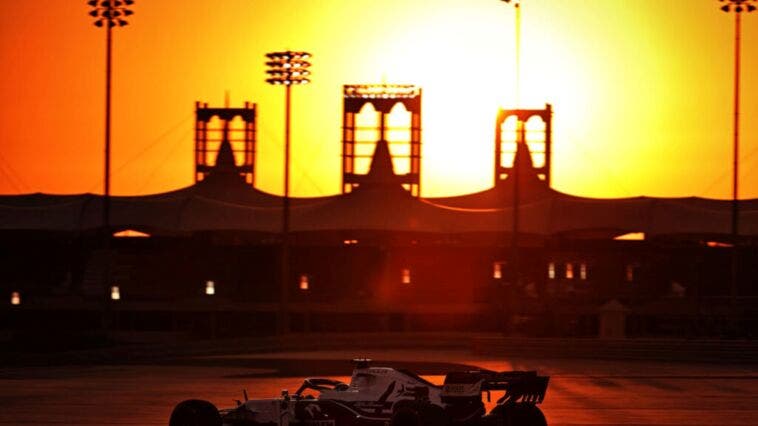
[0, 0, 756, 199]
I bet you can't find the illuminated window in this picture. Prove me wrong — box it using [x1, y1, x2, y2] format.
[614, 232, 645, 241]
[299, 274, 310, 291]
[547, 262, 556, 279]
[565, 263, 574, 280]
[10, 291, 20, 306]
[492, 261, 504, 279]
[401, 268, 411, 284]
[205, 280, 215, 295]
[706, 241, 733, 248]
[110, 285, 121, 301]
[343, 239, 359, 245]
[625, 264, 635, 282]
[580, 263, 588, 280]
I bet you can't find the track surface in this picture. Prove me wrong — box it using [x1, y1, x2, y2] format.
[0, 349, 756, 425]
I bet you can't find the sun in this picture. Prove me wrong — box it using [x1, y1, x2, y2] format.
[346, 3, 593, 197]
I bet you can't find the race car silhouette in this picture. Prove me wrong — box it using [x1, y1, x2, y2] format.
[169, 359, 549, 426]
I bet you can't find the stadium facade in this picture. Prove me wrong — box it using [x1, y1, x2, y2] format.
[1, 86, 757, 341]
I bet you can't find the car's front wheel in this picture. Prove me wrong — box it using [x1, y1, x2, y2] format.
[169, 399, 222, 426]
[391, 403, 448, 426]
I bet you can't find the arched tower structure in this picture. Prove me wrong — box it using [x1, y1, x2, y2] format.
[495, 104, 552, 186]
[342, 84, 422, 196]
[194, 101, 257, 184]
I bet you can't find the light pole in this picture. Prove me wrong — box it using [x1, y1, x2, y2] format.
[498, 1, 525, 335]
[265, 51, 311, 334]
[88, 1, 133, 324]
[501, 0, 524, 288]
[719, 0, 755, 238]
[501, 0, 522, 107]
[88, 0, 134, 232]
[719, 0, 755, 333]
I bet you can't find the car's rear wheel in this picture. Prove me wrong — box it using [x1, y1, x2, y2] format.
[168, 399, 222, 426]
[487, 403, 546, 426]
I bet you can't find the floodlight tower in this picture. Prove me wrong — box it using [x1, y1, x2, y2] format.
[194, 101, 257, 184]
[265, 51, 312, 334]
[501, 0, 522, 106]
[500, 0, 525, 290]
[719, 0, 755, 238]
[719, 0, 755, 330]
[88, 0, 134, 232]
[342, 84, 422, 196]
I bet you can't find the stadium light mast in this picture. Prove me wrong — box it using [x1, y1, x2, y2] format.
[501, 0, 524, 293]
[88, 0, 134, 232]
[265, 50, 311, 335]
[501, 0, 522, 107]
[719, 0, 755, 332]
[719, 0, 755, 238]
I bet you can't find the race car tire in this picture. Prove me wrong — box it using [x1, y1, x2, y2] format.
[523, 404, 547, 426]
[392, 405, 422, 426]
[420, 404, 450, 426]
[391, 403, 449, 426]
[486, 403, 546, 426]
[169, 399, 222, 426]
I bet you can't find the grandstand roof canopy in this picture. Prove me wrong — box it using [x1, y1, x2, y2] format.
[1, 136, 757, 238]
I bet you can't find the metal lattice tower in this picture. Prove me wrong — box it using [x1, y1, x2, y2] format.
[342, 84, 422, 197]
[494, 104, 552, 185]
[194, 102, 257, 184]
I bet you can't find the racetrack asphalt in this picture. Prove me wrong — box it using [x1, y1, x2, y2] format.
[0, 348, 756, 425]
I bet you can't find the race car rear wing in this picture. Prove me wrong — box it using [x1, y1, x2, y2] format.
[443, 370, 549, 404]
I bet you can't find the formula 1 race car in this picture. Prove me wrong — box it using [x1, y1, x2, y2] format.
[169, 359, 549, 426]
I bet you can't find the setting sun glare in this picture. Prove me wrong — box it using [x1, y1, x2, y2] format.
[0, 0, 756, 199]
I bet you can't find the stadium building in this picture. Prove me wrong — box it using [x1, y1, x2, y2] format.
[1, 85, 757, 341]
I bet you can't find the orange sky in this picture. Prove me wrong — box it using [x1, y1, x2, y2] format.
[0, 0, 757, 199]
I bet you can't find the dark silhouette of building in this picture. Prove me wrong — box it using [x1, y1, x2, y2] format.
[1, 94, 757, 340]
